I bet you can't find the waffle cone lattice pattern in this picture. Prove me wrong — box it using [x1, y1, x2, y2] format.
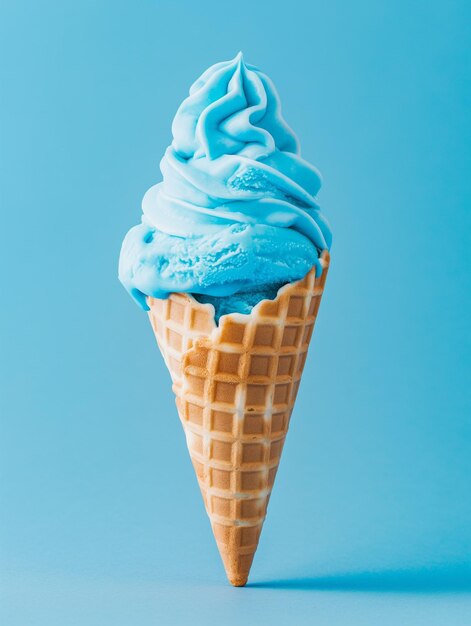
[147, 251, 329, 586]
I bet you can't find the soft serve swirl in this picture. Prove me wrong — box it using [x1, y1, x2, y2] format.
[119, 53, 332, 310]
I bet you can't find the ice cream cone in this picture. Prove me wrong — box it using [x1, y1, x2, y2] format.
[147, 250, 330, 586]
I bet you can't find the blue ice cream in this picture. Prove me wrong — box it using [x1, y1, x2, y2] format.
[119, 53, 332, 319]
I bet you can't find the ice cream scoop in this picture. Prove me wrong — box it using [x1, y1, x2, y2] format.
[119, 52, 332, 315]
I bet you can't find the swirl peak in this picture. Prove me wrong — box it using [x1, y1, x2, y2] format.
[172, 53, 300, 161]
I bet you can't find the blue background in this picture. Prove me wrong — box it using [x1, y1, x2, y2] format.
[1, 1, 470, 624]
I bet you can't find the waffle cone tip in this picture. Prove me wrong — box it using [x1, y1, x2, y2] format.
[220, 550, 253, 586]
[230, 576, 248, 587]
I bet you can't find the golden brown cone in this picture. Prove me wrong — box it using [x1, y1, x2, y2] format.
[147, 251, 330, 586]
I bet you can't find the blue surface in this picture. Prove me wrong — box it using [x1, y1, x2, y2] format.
[1, 1, 470, 624]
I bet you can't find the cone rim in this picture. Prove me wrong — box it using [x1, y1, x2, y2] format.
[147, 249, 330, 337]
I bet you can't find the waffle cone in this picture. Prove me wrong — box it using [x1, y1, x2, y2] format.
[147, 251, 330, 586]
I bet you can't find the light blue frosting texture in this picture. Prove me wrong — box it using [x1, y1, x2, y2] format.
[119, 53, 332, 310]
